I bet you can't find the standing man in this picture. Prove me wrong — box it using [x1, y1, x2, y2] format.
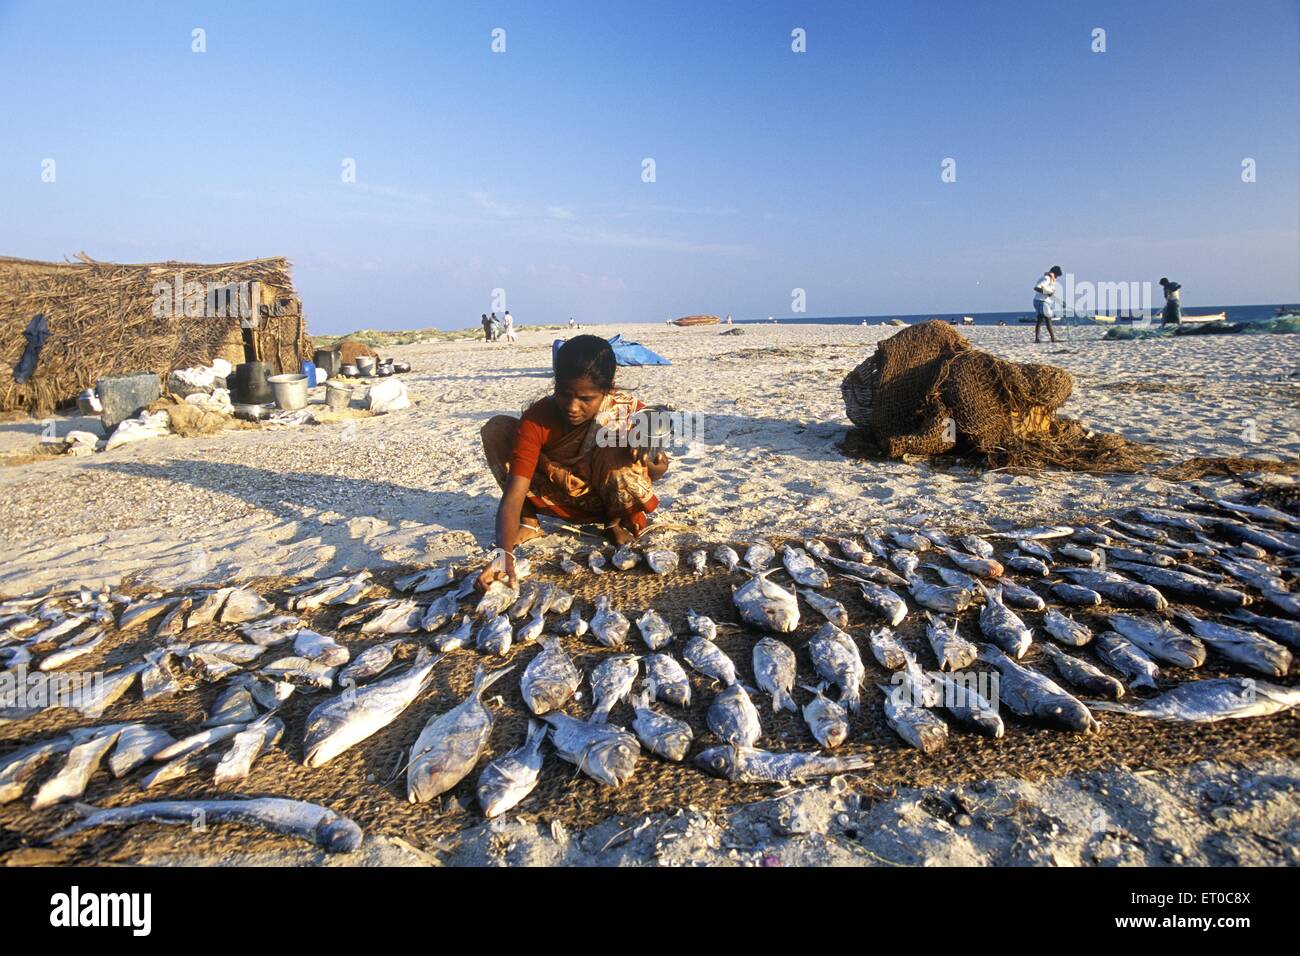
[1159, 278, 1182, 325]
[481, 313, 492, 342]
[502, 310, 518, 343]
[1032, 265, 1063, 343]
[488, 312, 501, 341]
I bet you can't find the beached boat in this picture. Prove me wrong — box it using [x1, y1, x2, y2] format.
[671, 314, 720, 327]
[1180, 312, 1228, 324]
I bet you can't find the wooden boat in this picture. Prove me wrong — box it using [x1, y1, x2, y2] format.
[671, 314, 720, 327]
[1180, 312, 1228, 324]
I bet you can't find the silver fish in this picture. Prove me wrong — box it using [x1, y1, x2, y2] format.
[339, 599, 400, 630]
[590, 595, 630, 648]
[591, 654, 639, 721]
[536, 583, 574, 615]
[1005, 554, 1051, 578]
[31, 728, 126, 810]
[51, 797, 364, 854]
[1042, 608, 1092, 647]
[507, 582, 540, 619]
[475, 581, 519, 619]
[686, 607, 717, 640]
[868, 627, 908, 669]
[1101, 546, 1175, 568]
[645, 653, 692, 707]
[863, 534, 890, 559]
[713, 545, 741, 571]
[828, 557, 907, 586]
[611, 544, 641, 571]
[880, 680, 948, 752]
[520, 637, 581, 715]
[1071, 527, 1112, 547]
[154, 597, 192, 638]
[959, 534, 995, 558]
[801, 683, 849, 748]
[542, 712, 639, 786]
[75, 662, 146, 717]
[476, 720, 548, 818]
[732, 570, 800, 633]
[1050, 582, 1102, 607]
[921, 613, 976, 674]
[782, 545, 829, 588]
[206, 685, 260, 727]
[118, 597, 176, 630]
[516, 608, 546, 644]
[240, 616, 302, 646]
[394, 565, 456, 593]
[804, 539, 832, 561]
[808, 623, 866, 712]
[744, 542, 775, 570]
[752, 637, 797, 712]
[686, 550, 708, 576]
[1107, 517, 1167, 542]
[476, 614, 513, 656]
[888, 530, 931, 552]
[588, 550, 608, 574]
[978, 644, 1098, 732]
[989, 525, 1073, 540]
[152, 722, 246, 764]
[338, 641, 400, 686]
[360, 600, 422, 635]
[1094, 632, 1160, 690]
[108, 724, 177, 778]
[294, 629, 350, 666]
[683, 635, 737, 686]
[1016, 538, 1054, 561]
[214, 713, 285, 784]
[645, 549, 679, 575]
[560, 554, 584, 575]
[1131, 507, 1204, 533]
[695, 744, 872, 783]
[856, 580, 908, 626]
[1056, 568, 1167, 611]
[1000, 579, 1046, 610]
[1057, 543, 1102, 566]
[1170, 610, 1291, 677]
[1108, 561, 1251, 609]
[708, 684, 761, 747]
[929, 668, 1004, 738]
[891, 551, 920, 579]
[39, 628, 106, 671]
[434, 615, 475, 651]
[908, 578, 973, 614]
[407, 664, 513, 803]
[1089, 678, 1300, 722]
[1227, 609, 1300, 648]
[260, 656, 337, 690]
[920, 529, 953, 549]
[555, 607, 589, 638]
[799, 588, 849, 628]
[1, 733, 97, 804]
[186, 641, 267, 665]
[631, 687, 693, 761]
[1038, 643, 1125, 700]
[1107, 613, 1206, 668]
[220, 588, 274, 623]
[945, 548, 1004, 579]
[933, 565, 977, 590]
[975, 583, 1032, 658]
[636, 609, 674, 650]
[836, 537, 869, 561]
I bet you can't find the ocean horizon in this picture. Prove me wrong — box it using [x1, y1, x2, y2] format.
[729, 303, 1294, 327]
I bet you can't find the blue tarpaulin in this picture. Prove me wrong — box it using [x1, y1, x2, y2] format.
[552, 334, 671, 370]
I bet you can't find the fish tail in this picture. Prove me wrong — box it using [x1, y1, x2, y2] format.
[773, 689, 797, 712]
[473, 662, 516, 698]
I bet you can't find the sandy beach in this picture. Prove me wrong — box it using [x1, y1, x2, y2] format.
[0, 322, 1297, 866]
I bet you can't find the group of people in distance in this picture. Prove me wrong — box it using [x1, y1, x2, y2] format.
[479, 311, 517, 343]
[1031, 266, 1185, 343]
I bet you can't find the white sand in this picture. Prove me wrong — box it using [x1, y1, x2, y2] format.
[1, 322, 1295, 596]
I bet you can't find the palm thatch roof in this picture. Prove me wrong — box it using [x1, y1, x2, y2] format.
[0, 253, 310, 415]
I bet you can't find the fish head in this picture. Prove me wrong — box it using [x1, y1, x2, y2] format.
[694, 745, 737, 779]
[583, 733, 639, 787]
[655, 730, 693, 762]
[316, 813, 365, 854]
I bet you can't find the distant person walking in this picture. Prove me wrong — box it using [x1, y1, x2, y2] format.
[489, 312, 502, 341]
[502, 310, 518, 343]
[481, 313, 492, 342]
[1032, 265, 1062, 343]
[1159, 278, 1182, 325]
[568, 316, 580, 330]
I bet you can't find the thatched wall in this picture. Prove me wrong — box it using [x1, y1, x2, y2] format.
[0, 254, 310, 415]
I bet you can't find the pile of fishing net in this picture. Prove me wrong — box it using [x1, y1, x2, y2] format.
[840, 321, 1161, 471]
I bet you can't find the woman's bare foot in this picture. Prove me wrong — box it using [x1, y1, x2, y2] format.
[517, 521, 544, 544]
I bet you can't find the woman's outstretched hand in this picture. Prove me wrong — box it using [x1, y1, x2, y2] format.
[475, 551, 518, 591]
[646, 450, 669, 481]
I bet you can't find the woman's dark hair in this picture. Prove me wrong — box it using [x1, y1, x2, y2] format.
[555, 335, 616, 391]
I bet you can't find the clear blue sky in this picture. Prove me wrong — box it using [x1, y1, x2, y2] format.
[1, 0, 1296, 332]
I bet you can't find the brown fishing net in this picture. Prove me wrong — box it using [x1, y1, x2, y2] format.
[841, 321, 1158, 471]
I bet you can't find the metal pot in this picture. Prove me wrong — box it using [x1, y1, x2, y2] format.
[232, 361, 274, 405]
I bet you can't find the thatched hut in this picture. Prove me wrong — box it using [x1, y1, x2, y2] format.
[0, 254, 310, 415]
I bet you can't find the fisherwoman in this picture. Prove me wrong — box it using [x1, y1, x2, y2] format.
[478, 335, 669, 587]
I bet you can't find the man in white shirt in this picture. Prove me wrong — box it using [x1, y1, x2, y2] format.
[1032, 265, 1062, 343]
[502, 310, 518, 343]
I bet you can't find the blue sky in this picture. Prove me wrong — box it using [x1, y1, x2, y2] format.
[1, 0, 1297, 332]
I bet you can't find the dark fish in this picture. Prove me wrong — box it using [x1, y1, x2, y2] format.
[1038, 643, 1124, 700]
[977, 644, 1098, 733]
[695, 744, 873, 783]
